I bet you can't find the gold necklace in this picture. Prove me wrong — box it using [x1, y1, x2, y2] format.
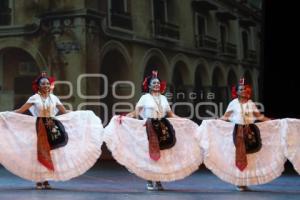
[152, 94, 163, 118]
[240, 101, 250, 124]
[39, 93, 51, 117]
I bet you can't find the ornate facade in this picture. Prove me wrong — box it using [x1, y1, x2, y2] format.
[0, 0, 263, 124]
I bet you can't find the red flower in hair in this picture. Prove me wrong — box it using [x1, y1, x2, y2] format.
[142, 77, 149, 93]
[152, 70, 158, 78]
[244, 85, 252, 99]
[32, 83, 39, 93]
[231, 84, 252, 100]
[160, 80, 167, 94]
[231, 86, 237, 99]
[142, 70, 167, 93]
[48, 76, 56, 92]
[32, 72, 56, 93]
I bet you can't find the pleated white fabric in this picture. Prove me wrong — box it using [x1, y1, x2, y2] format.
[0, 111, 103, 182]
[199, 119, 286, 186]
[104, 116, 203, 182]
[281, 118, 300, 174]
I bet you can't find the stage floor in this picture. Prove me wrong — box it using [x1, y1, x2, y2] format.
[0, 161, 299, 200]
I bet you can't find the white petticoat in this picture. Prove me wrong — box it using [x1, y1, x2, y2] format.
[104, 116, 203, 182]
[199, 119, 286, 186]
[0, 111, 103, 182]
[281, 118, 300, 174]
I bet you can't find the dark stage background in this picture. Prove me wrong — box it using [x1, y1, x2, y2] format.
[263, 0, 299, 118]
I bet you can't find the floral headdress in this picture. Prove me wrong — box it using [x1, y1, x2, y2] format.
[231, 77, 252, 99]
[142, 70, 167, 94]
[32, 71, 56, 93]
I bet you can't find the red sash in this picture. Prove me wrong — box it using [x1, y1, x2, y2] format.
[145, 119, 160, 161]
[235, 125, 248, 171]
[37, 118, 54, 171]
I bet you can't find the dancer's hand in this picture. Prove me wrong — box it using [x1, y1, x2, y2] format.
[126, 111, 136, 118]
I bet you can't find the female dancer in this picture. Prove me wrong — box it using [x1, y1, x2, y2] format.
[198, 78, 286, 191]
[0, 72, 103, 189]
[104, 71, 203, 191]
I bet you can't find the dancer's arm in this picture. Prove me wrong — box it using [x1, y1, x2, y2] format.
[253, 112, 270, 121]
[220, 111, 233, 121]
[57, 104, 68, 114]
[14, 103, 33, 113]
[126, 111, 137, 118]
[167, 110, 179, 118]
[127, 107, 142, 118]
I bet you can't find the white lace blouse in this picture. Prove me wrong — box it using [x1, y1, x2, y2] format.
[136, 93, 171, 119]
[26, 93, 63, 117]
[225, 98, 259, 125]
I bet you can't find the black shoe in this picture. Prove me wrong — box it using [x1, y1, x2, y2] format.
[146, 181, 155, 191]
[36, 182, 43, 190]
[43, 181, 52, 189]
[236, 185, 249, 191]
[155, 182, 164, 191]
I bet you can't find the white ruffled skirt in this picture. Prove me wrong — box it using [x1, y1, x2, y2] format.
[199, 119, 286, 186]
[282, 118, 300, 174]
[104, 116, 203, 182]
[0, 111, 103, 182]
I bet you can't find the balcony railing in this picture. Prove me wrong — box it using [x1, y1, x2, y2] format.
[195, 34, 218, 51]
[0, 8, 12, 25]
[218, 42, 237, 57]
[152, 20, 180, 41]
[244, 49, 257, 63]
[192, 0, 218, 12]
[110, 9, 132, 30]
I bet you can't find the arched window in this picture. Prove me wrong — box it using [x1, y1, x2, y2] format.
[0, 0, 11, 25]
[111, 0, 128, 13]
[153, 0, 167, 23]
[242, 31, 249, 59]
[220, 25, 227, 52]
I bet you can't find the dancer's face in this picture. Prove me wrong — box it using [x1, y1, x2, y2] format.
[149, 78, 160, 92]
[39, 78, 50, 94]
[237, 85, 251, 99]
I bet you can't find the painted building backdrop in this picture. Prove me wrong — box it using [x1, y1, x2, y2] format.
[0, 0, 263, 123]
[0, 0, 263, 158]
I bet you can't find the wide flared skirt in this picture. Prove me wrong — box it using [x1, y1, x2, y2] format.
[199, 119, 286, 186]
[0, 111, 103, 182]
[281, 118, 300, 174]
[104, 116, 203, 182]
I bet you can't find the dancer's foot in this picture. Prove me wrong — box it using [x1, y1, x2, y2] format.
[36, 182, 43, 190]
[155, 181, 164, 191]
[146, 181, 155, 191]
[236, 185, 249, 191]
[43, 181, 52, 189]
